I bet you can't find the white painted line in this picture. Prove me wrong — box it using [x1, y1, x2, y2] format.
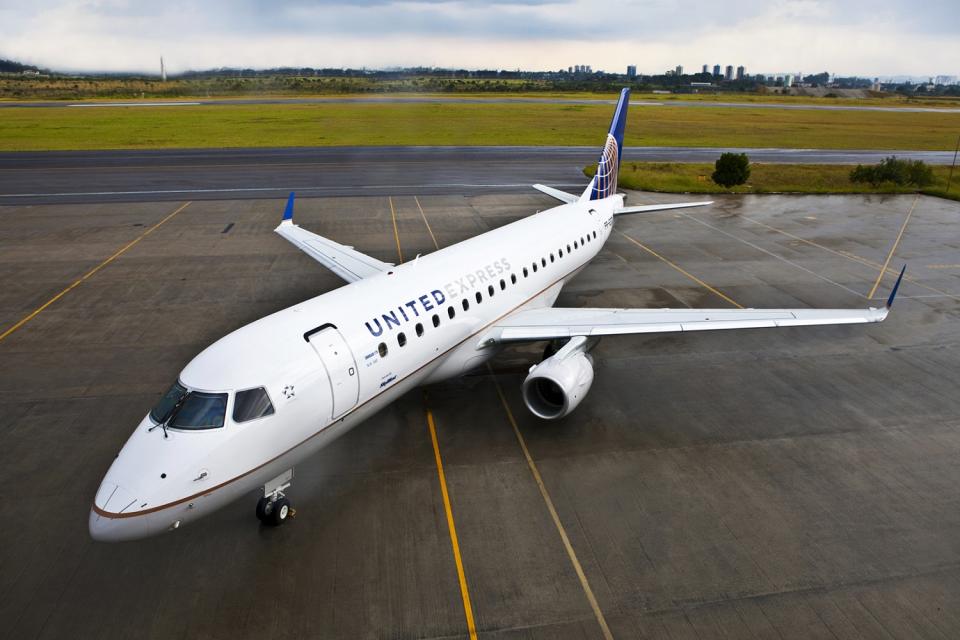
[67, 102, 202, 108]
[0, 183, 584, 198]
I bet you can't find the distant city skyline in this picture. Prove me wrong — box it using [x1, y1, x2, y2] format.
[1, 0, 957, 76]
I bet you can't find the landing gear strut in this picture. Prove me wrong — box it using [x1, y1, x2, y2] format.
[256, 469, 295, 527]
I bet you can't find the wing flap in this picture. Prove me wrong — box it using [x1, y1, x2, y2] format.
[490, 306, 888, 343]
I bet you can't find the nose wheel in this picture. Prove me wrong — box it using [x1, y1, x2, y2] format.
[256, 468, 295, 527]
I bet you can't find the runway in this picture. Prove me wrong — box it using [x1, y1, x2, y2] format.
[1, 189, 959, 638]
[3, 95, 959, 113]
[2, 146, 957, 205]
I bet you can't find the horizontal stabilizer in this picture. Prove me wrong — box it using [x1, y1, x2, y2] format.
[532, 184, 578, 204]
[614, 201, 713, 216]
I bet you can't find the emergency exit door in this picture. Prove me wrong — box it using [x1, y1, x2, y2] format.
[306, 326, 359, 419]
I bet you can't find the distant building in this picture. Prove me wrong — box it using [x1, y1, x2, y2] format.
[736, 65, 745, 80]
[702, 64, 709, 74]
[935, 75, 957, 85]
[568, 66, 573, 74]
[627, 65, 637, 78]
[574, 65, 581, 73]
[713, 64, 721, 77]
[784, 73, 795, 87]
[675, 65, 683, 76]
[724, 65, 734, 81]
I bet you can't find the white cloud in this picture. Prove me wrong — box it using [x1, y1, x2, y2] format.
[0, 0, 957, 76]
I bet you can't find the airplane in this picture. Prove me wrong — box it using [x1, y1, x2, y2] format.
[89, 88, 904, 541]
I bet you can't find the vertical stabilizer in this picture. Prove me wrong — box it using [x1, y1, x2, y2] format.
[584, 88, 630, 201]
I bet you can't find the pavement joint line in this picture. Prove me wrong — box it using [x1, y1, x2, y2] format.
[738, 213, 960, 302]
[488, 368, 615, 640]
[678, 212, 869, 300]
[868, 195, 918, 300]
[614, 228, 744, 308]
[425, 402, 478, 640]
[0, 201, 191, 344]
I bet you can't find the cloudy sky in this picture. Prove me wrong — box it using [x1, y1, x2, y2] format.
[1, 0, 957, 76]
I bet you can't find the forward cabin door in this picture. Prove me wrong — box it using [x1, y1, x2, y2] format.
[306, 326, 359, 419]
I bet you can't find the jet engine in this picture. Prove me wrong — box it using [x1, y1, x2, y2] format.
[522, 336, 595, 420]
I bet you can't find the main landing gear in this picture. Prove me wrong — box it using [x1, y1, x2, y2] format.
[256, 469, 295, 527]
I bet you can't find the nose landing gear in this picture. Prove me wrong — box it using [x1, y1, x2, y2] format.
[256, 469, 295, 527]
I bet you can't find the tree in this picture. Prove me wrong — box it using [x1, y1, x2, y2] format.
[849, 156, 934, 188]
[712, 152, 751, 187]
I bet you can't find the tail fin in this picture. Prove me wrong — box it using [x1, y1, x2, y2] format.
[586, 87, 630, 201]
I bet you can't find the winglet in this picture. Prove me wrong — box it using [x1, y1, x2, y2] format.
[282, 192, 295, 222]
[886, 265, 906, 308]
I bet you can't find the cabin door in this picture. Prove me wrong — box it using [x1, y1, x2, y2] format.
[307, 326, 359, 419]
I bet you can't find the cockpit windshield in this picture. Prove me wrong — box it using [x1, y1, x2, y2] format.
[170, 392, 227, 430]
[149, 382, 188, 424]
[148, 382, 227, 430]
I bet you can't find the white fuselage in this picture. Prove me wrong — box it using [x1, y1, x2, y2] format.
[89, 195, 620, 541]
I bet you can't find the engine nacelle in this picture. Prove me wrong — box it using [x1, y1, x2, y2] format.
[522, 337, 595, 420]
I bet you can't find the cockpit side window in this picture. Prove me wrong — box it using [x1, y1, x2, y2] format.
[170, 392, 228, 430]
[149, 381, 187, 424]
[233, 387, 275, 423]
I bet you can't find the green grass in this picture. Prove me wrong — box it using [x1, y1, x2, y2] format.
[584, 162, 960, 199]
[1, 102, 959, 151]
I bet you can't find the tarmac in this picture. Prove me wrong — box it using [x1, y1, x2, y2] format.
[1, 189, 959, 639]
[2, 146, 958, 206]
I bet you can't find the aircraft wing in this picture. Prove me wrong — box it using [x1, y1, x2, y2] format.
[485, 305, 890, 343]
[614, 201, 713, 215]
[483, 266, 903, 344]
[274, 193, 393, 283]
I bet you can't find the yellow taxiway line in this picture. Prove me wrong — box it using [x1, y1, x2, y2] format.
[867, 195, 917, 300]
[0, 201, 191, 344]
[389, 196, 404, 264]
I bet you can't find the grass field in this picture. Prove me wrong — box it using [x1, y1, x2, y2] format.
[585, 162, 960, 200]
[1, 102, 959, 151]
[3, 76, 960, 109]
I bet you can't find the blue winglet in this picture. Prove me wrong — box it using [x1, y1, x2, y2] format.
[886, 264, 906, 308]
[282, 192, 295, 221]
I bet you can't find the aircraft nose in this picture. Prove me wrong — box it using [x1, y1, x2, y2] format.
[89, 481, 148, 542]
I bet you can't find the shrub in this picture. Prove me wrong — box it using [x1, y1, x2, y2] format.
[849, 156, 934, 187]
[712, 152, 751, 187]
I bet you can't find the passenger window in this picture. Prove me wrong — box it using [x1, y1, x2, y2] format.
[567, 244, 572, 253]
[416, 323, 424, 337]
[487, 284, 494, 297]
[462, 299, 469, 311]
[398, 332, 407, 347]
[447, 306, 455, 319]
[550, 253, 555, 263]
[541, 258, 546, 267]
[511, 274, 517, 284]
[533, 263, 538, 273]
[593, 231, 597, 239]
[558, 249, 563, 258]
[378, 342, 388, 357]
[476, 291, 482, 303]
[233, 387, 275, 423]
[499, 279, 506, 290]
[522, 267, 528, 278]
[432, 314, 440, 327]
[574, 240, 579, 249]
